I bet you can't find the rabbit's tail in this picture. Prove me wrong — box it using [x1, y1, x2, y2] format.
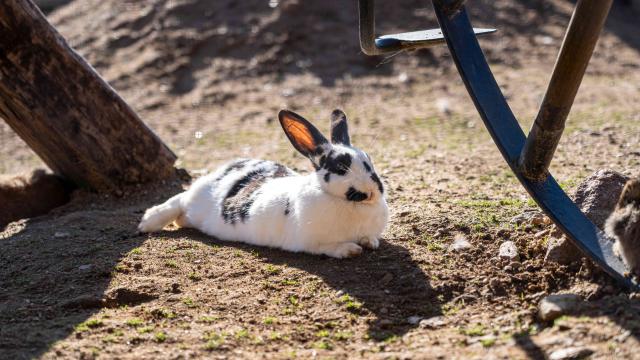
[137, 193, 184, 233]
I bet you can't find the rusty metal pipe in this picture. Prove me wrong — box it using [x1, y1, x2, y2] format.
[518, 0, 613, 180]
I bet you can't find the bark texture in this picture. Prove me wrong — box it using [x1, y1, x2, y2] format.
[0, 0, 177, 192]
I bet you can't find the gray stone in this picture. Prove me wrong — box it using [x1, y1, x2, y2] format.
[545, 169, 628, 265]
[419, 316, 446, 329]
[407, 316, 422, 325]
[548, 346, 594, 360]
[511, 211, 546, 226]
[545, 236, 582, 265]
[538, 294, 581, 322]
[499, 241, 519, 261]
[60, 294, 103, 309]
[573, 169, 628, 229]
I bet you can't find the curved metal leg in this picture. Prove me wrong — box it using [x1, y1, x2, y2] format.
[431, 2, 638, 290]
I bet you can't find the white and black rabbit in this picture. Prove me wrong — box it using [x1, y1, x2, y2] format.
[138, 109, 389, 258]
[605, 178, 640, 277]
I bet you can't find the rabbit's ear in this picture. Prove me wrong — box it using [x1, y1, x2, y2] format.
[279, 110, 329, 157]
[330, 109, 350, 146]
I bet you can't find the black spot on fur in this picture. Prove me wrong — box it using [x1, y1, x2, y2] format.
[222, 163, 291, 224]
[371, 173, 384, 193]
[324, 172, 331, 182]
[346, 187, 368, 202]
[215, 159, 250, 182]
[363, 161, 371, 173]
[322, 152, 351, 176]
[284, 198, 291, 216]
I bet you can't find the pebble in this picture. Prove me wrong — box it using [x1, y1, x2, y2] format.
[449, 234, 472, 252]
[511, 211, 546, 226]
[54, 231, 70, 238]
[548, 346, 594, 360]
[499, 241, 520, 261]
[419, 316, 446, 329]
[380, 273, 394, 285]
[407, 316, 422, 325]
[78, 264, 92, 271]
[538, 294, 581, 322]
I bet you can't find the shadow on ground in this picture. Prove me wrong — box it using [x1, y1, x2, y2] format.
[0, 183, 440, 357]
[173, 228, 443, 341]
[0, 186, 179, 359]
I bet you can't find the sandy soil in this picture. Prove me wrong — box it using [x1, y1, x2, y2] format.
[1, 0, 640, 359]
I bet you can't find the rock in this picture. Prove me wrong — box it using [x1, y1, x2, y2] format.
[573, 169, 628, 229]
[538, 294, 581, 322]
[407, 316, 422, 325]
[380, 272, 394, 285]
[449, 234, 472, 252]
[511, 211, 546, 226]
[103, 286, 158, 307]
[78, 264, 92, 271]
[534, 229, 550, 239]
[499, 241, 519, 261]
[544, 169, 628, 266]
[54, 231, 70, 238]
[548, 346, 594, 360]
[60, 294, 103, 309]
[545, 236, 582, 265]
[419, 316, 446, 329]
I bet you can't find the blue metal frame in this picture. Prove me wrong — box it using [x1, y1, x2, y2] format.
[431, 2, 638, 289]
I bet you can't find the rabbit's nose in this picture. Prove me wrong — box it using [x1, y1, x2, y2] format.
[346, 187, 368, 202]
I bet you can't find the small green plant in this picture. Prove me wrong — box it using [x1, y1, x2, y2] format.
[288, 295, 299, 306]
[129, 248, 142, 255]
[281, 279, 299, 286]
[137, 326, 155, 334]
[182, 297, 197, 308]
[102, 334, 119, 344]
[235, 329, 249, 339]
[269, 332, 282, 341]
[126, 318, 144, 327]
[262, 316, 276, 325]
[316, 330, 330, 338]
[264, 264, 281, 275]
[151, 307, 176, 319]
[205, 339, 223, 350]
[480, 337, 496, 347]
[460, 324, 485, 337]
[188, 272, 202, 281]
[336, 294, 363, 313]
[203, 332, 226, 350]
[165, 260, 178, 268]
[199, 315, 219, 323]
[154, 331, 167, 343]
[333, 331, 353, 341]
[75, 319, 103, 332]
[314, 340, 333, 350]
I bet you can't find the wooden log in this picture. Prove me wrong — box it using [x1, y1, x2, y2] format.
[0, 0, 177, 192]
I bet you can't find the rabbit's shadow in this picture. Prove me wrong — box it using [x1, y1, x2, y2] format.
[165, 227, 442, 339]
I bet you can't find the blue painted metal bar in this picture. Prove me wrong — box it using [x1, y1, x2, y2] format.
[431, 1, 638, 290]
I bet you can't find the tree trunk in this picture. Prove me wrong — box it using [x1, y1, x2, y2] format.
[0, 0, 177, 192]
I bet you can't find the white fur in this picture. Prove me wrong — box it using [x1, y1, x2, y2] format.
[138, 159, 389, 258]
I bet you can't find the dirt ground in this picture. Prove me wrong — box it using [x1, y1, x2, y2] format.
[2, 0, 640, 359]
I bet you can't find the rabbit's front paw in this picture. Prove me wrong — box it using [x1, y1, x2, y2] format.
[359, 236, 379, 249]
[327, 242, 363, 258]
